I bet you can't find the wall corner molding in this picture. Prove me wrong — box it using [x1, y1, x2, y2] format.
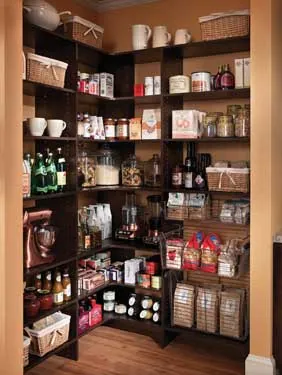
[245, 355, 276, 375]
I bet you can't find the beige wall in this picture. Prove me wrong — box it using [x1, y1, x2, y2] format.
[0, 1, 23, 375]
[48, 0, 98, 22]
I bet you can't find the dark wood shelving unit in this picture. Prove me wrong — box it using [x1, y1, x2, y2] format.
[164, 137, 250, 143]
[23, 21, 250, 372]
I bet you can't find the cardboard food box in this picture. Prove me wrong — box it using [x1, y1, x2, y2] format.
[172, 110, 202, 139]
[129, 118, 142, 140]
[100, 72, 114, 98]
[142, 109, 161, 140]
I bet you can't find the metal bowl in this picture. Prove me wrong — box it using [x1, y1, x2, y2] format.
[36, 226, 57, 248]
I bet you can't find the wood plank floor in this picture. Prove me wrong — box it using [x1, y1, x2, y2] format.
[27, 327, 248, 375]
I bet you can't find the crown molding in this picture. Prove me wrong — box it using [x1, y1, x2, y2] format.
[75, 0, 160, 13]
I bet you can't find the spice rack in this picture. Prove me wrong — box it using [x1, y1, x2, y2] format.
[23, 21, 250, 372]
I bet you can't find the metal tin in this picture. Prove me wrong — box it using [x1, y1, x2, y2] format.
[145, 76, 154, 96]
[191, 71, 211, 92]
[169, 75, 190, 94]
[151, 275, 162, 290]
[137, 273, 151, 288]
[103, 290, 115, 301]
[154, 76, 161, 95]
[141, 296, 153, 309]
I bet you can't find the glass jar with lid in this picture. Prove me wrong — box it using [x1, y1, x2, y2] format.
[203, 114, 217, 138]
[95, 145, 120, 186]
[217, 115, 234, 137]
[235, 109, 250, 137]
[77, 151, 96, 188]
[227, 104, 242, 121]
[116, 118, 129, 140]
[104, 118, 116, 141]
[144, 154, 161, 187]
[122, 154, 144, 187]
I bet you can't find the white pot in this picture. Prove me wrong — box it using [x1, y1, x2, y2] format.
[23, 0, 70, 31]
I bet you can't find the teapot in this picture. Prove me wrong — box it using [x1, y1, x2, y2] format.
[23, 0, 70, 31]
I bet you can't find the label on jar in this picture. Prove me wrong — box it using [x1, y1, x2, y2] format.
[57, 171, 66, 186]
[64, 284, 71, 298]
[84, 235, 91, 249]
[117, 124, 128, 138]
[53, 292, 64, 304]
[184, 172, 193, 189]
[105, 124, 115, 138]
[172, 172, 182, 186]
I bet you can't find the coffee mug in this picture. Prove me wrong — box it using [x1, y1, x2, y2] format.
[153, 26, 171, 48]
[174, 29, 192, 45]
[132, 24, 152, 50]
[28, 118, 47, 136]
[47, 119, 66, 137]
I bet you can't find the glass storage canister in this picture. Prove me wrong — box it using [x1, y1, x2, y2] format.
[116, 118, 129, 140]
[217, 115, 235, 137]
[227, 104, 242, 121]
[203, 114, 217, 138]
[122, 154, 144, 187]
[144, 154, 161, 187]
[95, 145, 120, 186]
[77, 151, 96, 188]
[235, 109, 250, 137]
[104, 118, 116, 141]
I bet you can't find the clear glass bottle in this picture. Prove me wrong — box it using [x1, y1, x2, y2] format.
[77, 151, 96, 188]
[122, 154, 144, 187]
[144, 154, 161, 187]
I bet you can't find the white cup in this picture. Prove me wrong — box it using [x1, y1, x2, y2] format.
[47, 119, 67, 137]
[132, 24, 152, 50]
[153, 26, 171, 48]
[174, 29, 192, 45]
[28, 118, 47, 136]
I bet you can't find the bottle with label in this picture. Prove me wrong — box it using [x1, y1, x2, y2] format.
[184, 143, 196, 189]
[56, 148, 67, 192]
[44, 148, 50, 165]
[81, 206, 92, 249]
[43, 271, 52, 292]
[52, 270, 64, 306]
[62, 268, 72, 302]
[172, 165, 183, 189]
[23, 153, 31, 198]
[83, 112, 91, 138]
[213, 65, 223, 90]
[220, 64, 235, 90]
[31, 153, 48, 195]
[77, 113, 84, 137]
[194, 155, 206, 190]
[46, 152, 58, 193]
[34, 274, 42, 290]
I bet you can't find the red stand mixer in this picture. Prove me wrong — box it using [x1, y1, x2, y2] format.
[23, 209, 57, 268]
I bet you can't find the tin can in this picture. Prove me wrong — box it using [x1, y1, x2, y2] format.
[151, 275, 162, 290]
[154, 76, 161, 95]
[137, 273, 151, 288]
[145, 76, 154, 96]
[169, 75, 190, 94]
[191, 71, 211, 92]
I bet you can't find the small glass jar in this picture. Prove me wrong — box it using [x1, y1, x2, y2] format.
[104, 118, 116, 141]
[116, 118, 129, 140]
[217, 115, 234, 137]
[227, 105, 242, 121]
[95, 145, 120, 186]
[144, 154, 161, 187]
[203, 115, 217, 138]
[235, 109, 250, 137]
[172, 165, 183, 188]
[122, 154, 144, 187]
[37, 289, 54, 311]
[77, 151, 96, 188]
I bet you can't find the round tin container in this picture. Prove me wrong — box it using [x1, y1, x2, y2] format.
[191, 71, 211, 92]
[169, 75, 190, 94]
[103, 290, 115, 301]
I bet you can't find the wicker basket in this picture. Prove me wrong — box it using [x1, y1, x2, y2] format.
[60, 15, 104, 48]
[23, 336, 30, 367]
[199, 10, 250, 41]
[206, 167, 250, 193]
[25, 312, 71, 357]
[27, 53, 68, 88]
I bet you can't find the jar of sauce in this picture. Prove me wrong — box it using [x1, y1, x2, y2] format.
[24, 294, 40, 318]
[116, 118, 129, 140]
[172, 165, 182, 188]
[37, 289, 53, 311]
[104, 118, 116, 141]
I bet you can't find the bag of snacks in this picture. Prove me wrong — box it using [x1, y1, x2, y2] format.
[182, 232, 204, 270]
[166, 238, 184, 269]
[218, 240, 238, 277]
[200, 233, 221, 273]
[196, 286, 219, 333]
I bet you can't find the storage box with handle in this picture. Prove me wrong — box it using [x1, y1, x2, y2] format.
[206, 167, 250, 193]
[26, 53, 68, 88]
[199, 10, 250, 41]
[25, 312, 71, 357]
[60, 15, 104, 49]
[23, 336, 31, 367]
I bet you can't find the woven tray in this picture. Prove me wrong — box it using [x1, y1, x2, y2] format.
[206, 167, 250, 193]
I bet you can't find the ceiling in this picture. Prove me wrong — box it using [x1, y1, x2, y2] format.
[75, 0, 160, 12]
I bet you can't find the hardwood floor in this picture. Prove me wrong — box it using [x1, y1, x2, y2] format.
[27, 327, 248, 375]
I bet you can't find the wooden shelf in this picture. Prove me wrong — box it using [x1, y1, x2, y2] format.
[164, 137, 250, 143]
[24, 135, 76, 142]
[77, 138, 161, 143]
[164, 88, 250, 101]
[25, 254, 77, 277]
[23, 80, 75, 97]
[24, 299, 77, 326]
[78, 186, 162, 193]
[115, 95, 161, 104]
[23, 191, 77, 201]
[77, 91, 115, 104]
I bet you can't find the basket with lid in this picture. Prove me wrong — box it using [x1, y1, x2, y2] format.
[206, 167, 250, 193]
[60, 15, 104, 48]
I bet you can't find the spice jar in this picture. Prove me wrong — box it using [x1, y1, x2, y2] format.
[77, 151, 96, 188]
[95, 145, 120, 186]
[122, 154, 144, 187]
[144, 154, 161, 187]
[203, 115, 217, 138]
[104, 118, 116, 141]
[227, 105, 242, 121]
[116, 118, 129, 140]
[172, 165, 182, 188]
[235, 109, 250, 137]
[217, 115, 234, 137]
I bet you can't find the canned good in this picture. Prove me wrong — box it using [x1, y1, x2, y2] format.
[137, 273, 151, 289]
[153, 300, 161, 312]
[103, 301, 115, 312]
[169, 75, 190, 94]
[145, 76, 154, 96]
[115, 303, 127, 315]
[217, 115, 234, 137]
[88, 73, 100, 95]
[154, 76, 161, 95]
[79, 73, 89, 93]
[128, 293, 138, 307]
[151, 275, 162, 290]
[191, 71, 211, 92]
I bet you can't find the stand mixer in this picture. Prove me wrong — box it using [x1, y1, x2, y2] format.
[23, 209, 57, 268]
[143, 195, 163, 246]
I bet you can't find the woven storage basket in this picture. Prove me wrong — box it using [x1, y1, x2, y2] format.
[25, 312, 71, 357]
[27, 53, 68, 88]
[199, 10, 250, 41]
[23, 336, 30, 367]
[61, 16, 104, 48]
[206, 167, 250, 193]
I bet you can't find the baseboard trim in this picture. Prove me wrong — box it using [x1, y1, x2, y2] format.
[245, 354, 276, 375]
